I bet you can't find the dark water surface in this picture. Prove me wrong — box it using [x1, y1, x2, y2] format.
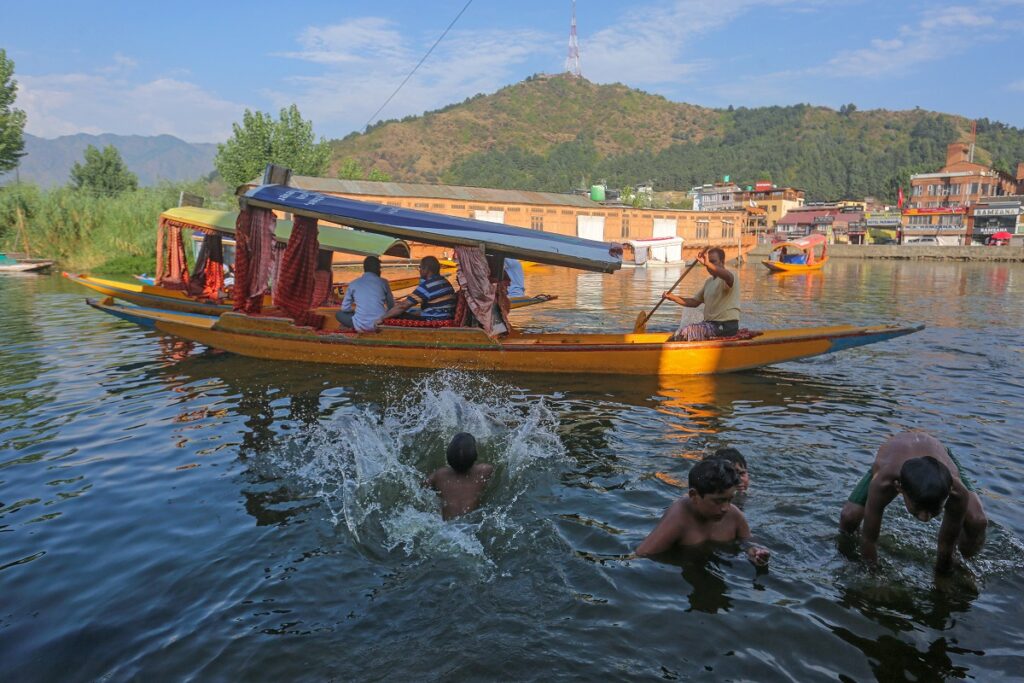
[2, 261, 1023, 681]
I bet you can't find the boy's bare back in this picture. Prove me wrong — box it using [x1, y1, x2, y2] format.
[427, 463, 494, 520]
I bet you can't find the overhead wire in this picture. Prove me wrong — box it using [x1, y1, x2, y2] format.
[364, 0, 474, 130]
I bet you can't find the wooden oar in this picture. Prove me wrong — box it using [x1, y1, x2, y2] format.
[633, 248, 707, 333]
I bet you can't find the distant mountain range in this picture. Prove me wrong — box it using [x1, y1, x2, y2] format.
[2, 133, 217, 188]
[5, 75, 1024, 201]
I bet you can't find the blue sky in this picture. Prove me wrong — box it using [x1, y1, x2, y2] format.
[3, 0, 1023, 143]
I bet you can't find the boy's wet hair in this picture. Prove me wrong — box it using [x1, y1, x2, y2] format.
[899, 456, 952, 514]
[446, 432, 478, 473]
[707, 247, 726, 262]
[707, 447, 747, 469]
[688, 459, 740, 495]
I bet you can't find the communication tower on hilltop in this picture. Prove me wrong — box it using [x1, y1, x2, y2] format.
[565, 0, 582, 77]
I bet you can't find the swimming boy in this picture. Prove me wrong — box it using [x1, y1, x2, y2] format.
[426, 433, 494, 520]
[838, 431, 987, 574]
[705, 447, 749, 493]
[637, 459, 769, 566]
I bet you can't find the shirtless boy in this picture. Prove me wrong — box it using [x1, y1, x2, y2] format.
[839, 431, 987, 574]
[426, 433, 494, 520]
[706, 447, 749, 493]
[637, 459, 769, 566]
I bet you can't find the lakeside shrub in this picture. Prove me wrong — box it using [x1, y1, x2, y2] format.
[0, 180, 223, 272]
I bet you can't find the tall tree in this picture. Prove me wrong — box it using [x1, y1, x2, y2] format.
[215, 105, 331, 188]
[69, 144, 139, 194]
[0, 48, 27, 174]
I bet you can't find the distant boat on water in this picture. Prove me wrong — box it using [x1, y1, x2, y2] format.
[0, 253, 54, 273]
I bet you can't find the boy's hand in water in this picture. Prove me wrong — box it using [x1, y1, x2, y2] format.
[746, 545, 770, 567]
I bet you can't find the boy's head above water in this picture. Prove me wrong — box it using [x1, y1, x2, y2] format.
[688, 459, 740, 520]
[897, 455, 952, 520]
[705, 447, 749, 492]
[446, 432, 478, 473]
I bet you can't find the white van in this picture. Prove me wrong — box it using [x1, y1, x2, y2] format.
[905, 236, 939, 245]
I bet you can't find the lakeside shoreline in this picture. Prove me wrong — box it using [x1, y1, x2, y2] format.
[748, 242, 1024, 262]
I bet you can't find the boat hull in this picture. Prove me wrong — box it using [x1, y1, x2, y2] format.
[0, 260, 53, 273]
[86, 298, 922, 376]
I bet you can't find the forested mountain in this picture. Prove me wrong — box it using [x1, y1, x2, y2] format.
[2, 133, 217, 188]
[330, 74, 1024, 202]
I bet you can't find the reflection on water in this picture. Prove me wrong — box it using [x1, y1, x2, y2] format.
[2, 262, 1024, 680]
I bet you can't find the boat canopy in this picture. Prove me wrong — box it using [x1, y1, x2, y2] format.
[242, 185, 623, 273]
[624, 237, 684, 248]
[161, 206, 411, 258]
[771, 233, 827, 252]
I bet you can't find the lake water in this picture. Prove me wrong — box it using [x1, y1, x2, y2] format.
[2, 260, 1023, 681]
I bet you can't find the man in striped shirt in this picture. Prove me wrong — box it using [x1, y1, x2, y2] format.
[377, 256, 457, 323]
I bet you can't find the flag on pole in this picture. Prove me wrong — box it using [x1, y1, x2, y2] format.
[897, 186, 905, 209]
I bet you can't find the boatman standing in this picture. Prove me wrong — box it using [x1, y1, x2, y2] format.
[662, 247, 739, 341]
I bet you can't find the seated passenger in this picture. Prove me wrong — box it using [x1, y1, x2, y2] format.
[336, 256, 395, 332]
[504, 258, 526, 297]
[377, 256, 457, 323]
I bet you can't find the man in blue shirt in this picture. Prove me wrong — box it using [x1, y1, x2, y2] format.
[378, 256, 457, 323]
[336, 255, 395, 332]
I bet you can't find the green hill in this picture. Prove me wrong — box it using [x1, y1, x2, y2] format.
[329, 74, 1024, 202]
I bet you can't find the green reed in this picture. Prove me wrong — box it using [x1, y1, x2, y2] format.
[0, 181, 226, 272]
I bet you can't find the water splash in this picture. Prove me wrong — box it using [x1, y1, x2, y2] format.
[270, 370, 565, 571]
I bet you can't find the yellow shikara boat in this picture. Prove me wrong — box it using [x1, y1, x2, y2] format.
[80, 172, 922, 377]
[87, 297, 922, 376]
[762, 233, 829, 273]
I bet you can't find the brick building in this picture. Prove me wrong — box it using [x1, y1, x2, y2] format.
[735, 184, 805, 230]
[282, 176, 751, 260]
[909, 142, 1024, 209]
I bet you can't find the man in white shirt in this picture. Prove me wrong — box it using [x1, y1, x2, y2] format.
[337, 256, 395, 332]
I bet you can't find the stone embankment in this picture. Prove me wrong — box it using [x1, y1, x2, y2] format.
[747, 243, 1024, 262]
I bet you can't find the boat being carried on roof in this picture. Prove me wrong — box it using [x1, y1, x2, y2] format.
[762, 233, 829, 273]
[83, 166, 922, 376]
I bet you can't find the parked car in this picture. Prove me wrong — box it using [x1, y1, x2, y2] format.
[905, 236, 939, 245]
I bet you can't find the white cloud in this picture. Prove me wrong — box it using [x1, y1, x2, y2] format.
[20, 66, 245, 142]
[270, 18, 555, 134]
[583, 0, 757, 85]
[1008, 80, 1024, 92]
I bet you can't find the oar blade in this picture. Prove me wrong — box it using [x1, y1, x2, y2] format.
[633, 310, 649, 333]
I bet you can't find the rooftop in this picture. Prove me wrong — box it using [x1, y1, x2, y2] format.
[282, 176, 601, 209]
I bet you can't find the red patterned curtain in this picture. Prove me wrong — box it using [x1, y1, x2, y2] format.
[186, 232, 225, 300]
[155, 217, 191, 291]
[272, 215, 322, 327]
[232, 207, 276, 314]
